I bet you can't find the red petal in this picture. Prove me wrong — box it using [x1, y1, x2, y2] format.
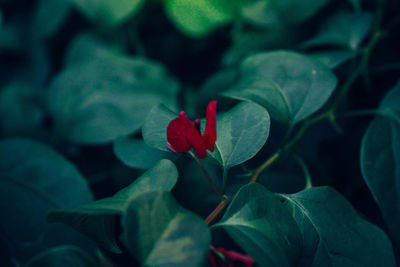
[167, 115, 207, 158]
[202, 100, 217, 152]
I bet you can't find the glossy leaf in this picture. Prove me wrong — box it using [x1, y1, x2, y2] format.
[211, 101, 270, 169]
[304, 11, 372, 50]
[0, 139, 93, 263]
[142, 104, 178, 151]
[164, 0, 237, 38]
[48, 159, 178, 253]
[213, 183, 302, 267]
[122, 190, 210, 267]
[360, 81, 400, 250]
[281, 186, 396, 267]
[113, 137, 177, 169]
[25, 246, 96, 267]
[224, 51, 337, 124]
[48, 42, 178, 144]
[72, 0, 145, 27]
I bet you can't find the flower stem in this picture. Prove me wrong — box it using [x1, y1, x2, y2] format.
[189, 151, 223, 200]
[205, 197, 229, 225]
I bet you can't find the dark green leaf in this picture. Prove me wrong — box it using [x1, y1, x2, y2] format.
[271, 0, 333, 24]
[304, 11, 372, 50]
[281, 186, 396, 267]
[113, 137, 177, 169]
[213, 183, 302, 267]
[0, 82, 45, 137]
[0, 139, 93, 263]
[223, 51, 337, 124]
[163, 0, 237, 38]
[360, 81, 400, 251]
[47, 159, 178, 253]
[122, 190, 210, 267]
[25, 246, 96, 267]
[211, 101, 270, 169]
[72, 0, 145, 27]
[32, 0, 71, 39]
[48, 39, 178, 144]
[142, 104, 177, 151]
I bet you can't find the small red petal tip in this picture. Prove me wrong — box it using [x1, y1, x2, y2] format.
[194, 119, 200, 124]
[179, 111, 185, 116]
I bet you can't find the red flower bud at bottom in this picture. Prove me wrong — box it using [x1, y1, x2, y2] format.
[208, 247, 254, 267]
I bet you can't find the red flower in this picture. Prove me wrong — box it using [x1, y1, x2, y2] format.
[208, 247, 254, 267]
[167, 100, 217, 158]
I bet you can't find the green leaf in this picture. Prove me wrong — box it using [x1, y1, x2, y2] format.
[304, 11, 373, 50]
[0, 82, 45, 137]
[163, 0, 237, 38]
[25, 246, 96, 267]
[0, 139, 93, 263]
[271, 0, 333, 24]
[113, 137, 177, 169]
[360, 81, 400, 251]
[72, 0, 145, 27]
[32, 0, 71, 39]
[211, 101, 270, 169]
[47, 159, 178, 253]
[224, 51, 337, 124]
[281, 186, 396, 267]
[122, 190, 211, 266]
[308, 50, 357, 69]
[142, 104, 177, 151]
[48, 41, 178, 144]
[213, 183, 302, 267]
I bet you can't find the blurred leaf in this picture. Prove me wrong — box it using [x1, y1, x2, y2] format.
[309, 49, 357, 69]
[122, 190, 210, 266]
[25, 246, 96, 267]
[163, 0, 237, 38]
[360, 81, 400, 251]
[281, 186, 396, 267]
[213, 183, 302, 267]
[142, 104, 178, 151]
[72, 0, 145, 27]
[32, 0, 71, 39]
[48, 39, 178, 144]
[240, 0, 283, 28]
[223, 51, 337, 124]
[272, 0, 333, 24]
[0, 82, 45, 137]
[210, 101, 270, 169]
[304, 11, 373, 50]
[113, 137, 177, 169]
[0, 139, 93, 263]
[48, 159, 178, 253]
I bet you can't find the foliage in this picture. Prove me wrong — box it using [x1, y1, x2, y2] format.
[1, 0, 399, 266]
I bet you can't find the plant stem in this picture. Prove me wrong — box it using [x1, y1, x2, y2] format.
[205, 199, 229, 225]
[189, 151, 223, 200]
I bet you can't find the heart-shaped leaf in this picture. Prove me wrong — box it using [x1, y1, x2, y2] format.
[213, 183, 302, 267]
[0, 139, 93, 264]
[361, 81, 400, 252]
[223, 51, 337, 124]
[48, 43, 178, 144]
[48, 159, 178, 253]
[281, 186, 396, 266]
[122, 190, 210, 266]
[211, 101, 270, 169]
